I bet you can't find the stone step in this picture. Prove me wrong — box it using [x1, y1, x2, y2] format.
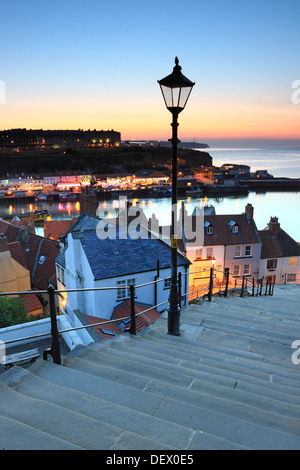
[145, 327, 299, 369]
[84, 341, 273, 384]
[1, 361, 251, 450]
[24, 359, 163, 416]
[182, 315, 298, 345]
[143, 379, 300, 436]
[0, 415, 84, 450]
[123, 332, 300, 382]
[153, 394, 300, 450]
[190, 377, 300, 412]
[185, 303, 300, 331]
[65, 344, 300, 413]
[137, 329, 300, 379]
[35, 352, 300, 449]
[2, 365, 194, 450]
[0, 381, 125, 450]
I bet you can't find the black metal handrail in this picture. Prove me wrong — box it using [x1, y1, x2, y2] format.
[0, 266, 276, 365]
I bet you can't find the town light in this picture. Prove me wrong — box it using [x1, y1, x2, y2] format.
[158, 57, 195, 336]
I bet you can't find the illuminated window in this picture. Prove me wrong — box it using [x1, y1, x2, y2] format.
[267, 259, 277, 269]
[289, 258, 298, 267]
[244, 264, 251, 275]
[234, 246, 241, 257]
[233, 265, 240, 276]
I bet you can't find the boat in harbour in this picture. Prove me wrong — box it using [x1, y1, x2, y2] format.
[185, 185, 204, 196]
[4, 209, 49, 222]
[35, 193, 54, 203]
[59, 192, 77, 202]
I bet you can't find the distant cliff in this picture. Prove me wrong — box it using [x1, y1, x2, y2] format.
[159, 141, 209, 149]
[0, 145, 212, 176]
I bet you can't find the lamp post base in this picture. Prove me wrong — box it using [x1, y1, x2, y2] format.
[167, 285, 181, 336]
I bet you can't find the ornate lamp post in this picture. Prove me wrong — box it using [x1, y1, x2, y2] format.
[158, 57, 195, 335]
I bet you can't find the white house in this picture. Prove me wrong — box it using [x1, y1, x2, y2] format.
[178, 204, 262, 297]
[259, 216, 300, 285]
[55, 213, 190, 328]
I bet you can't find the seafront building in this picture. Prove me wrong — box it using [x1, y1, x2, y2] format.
[0, 128, 121, 150]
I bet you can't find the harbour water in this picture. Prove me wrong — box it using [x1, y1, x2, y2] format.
[1, 147, 299, 241]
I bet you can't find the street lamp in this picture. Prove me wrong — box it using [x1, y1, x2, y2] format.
[158, 57, 195, 336]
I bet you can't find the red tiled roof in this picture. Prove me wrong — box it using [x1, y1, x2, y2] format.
[83, 301, 161, 340]
[83, 314, 122, 339]
[19, 293, 43, 314]
[7, 241, 28, 268]
[19, 234, 60, 290]
[112, 300, 160, 331]
[44, 219, 75, 241]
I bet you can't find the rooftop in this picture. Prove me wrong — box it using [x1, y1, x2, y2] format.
[0, 283, 299, 450]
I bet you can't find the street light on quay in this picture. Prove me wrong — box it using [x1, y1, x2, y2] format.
[158, 57, 195, 336]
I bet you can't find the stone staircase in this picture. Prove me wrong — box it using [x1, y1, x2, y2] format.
[1, 284, 300, 450]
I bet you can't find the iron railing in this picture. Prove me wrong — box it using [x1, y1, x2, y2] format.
[0, 267, 276, 365]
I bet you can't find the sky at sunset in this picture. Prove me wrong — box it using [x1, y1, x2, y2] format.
[1, 0, 300, 145]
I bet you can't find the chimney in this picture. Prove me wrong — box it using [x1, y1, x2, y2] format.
[245, 203, 254, 219]
[268, 216, 281, 235]
[0, 233, 8, 253]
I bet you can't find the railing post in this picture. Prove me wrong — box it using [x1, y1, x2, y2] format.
[43, 285, 61, 364]
[178, 271, 182, 308]
[208, 267, 213, 301]
[259, 278, 263, 296]
[128, 284, 136, 335]
[240, 276, 245, 297]
[265, 280, 268, 296]
[224, 270, 229, 297]
[252, 277, 255, 296]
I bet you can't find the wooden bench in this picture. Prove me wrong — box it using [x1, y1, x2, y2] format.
[2, 348, 40, 369]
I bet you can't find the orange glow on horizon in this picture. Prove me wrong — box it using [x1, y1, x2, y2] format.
[1, 95, 299, 143]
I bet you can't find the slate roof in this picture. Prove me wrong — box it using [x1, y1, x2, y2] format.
[80, 228, 190, 280]
[184, 213, 260, 246]
[259, 228, 300, 259]
[59, 213, 99, 241]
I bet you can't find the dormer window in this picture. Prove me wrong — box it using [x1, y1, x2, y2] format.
[205, 221, 214, 235]
[229, 220, 239, 233]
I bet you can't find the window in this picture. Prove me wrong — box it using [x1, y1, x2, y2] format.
[245, 245, 252, 257]
[164, 277, 171, 289]
[234, 246, 241, 257]
[195, 248, 202, 259]
[232, 225, 239, 233]
[289, 258, 298, 267]
[233, 265, 240, 276]
[206, 248, 213, 259]
[287, 274, 296, 282]
[116, 278, 136, 300]
[244, 264, 251, 275]
[206, 226, 214, 235]
[267, 259, 277, 269]
[38, 255, 46, 264]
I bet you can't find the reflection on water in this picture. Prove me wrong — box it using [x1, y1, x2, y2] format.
[1, 190, 299, 242]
